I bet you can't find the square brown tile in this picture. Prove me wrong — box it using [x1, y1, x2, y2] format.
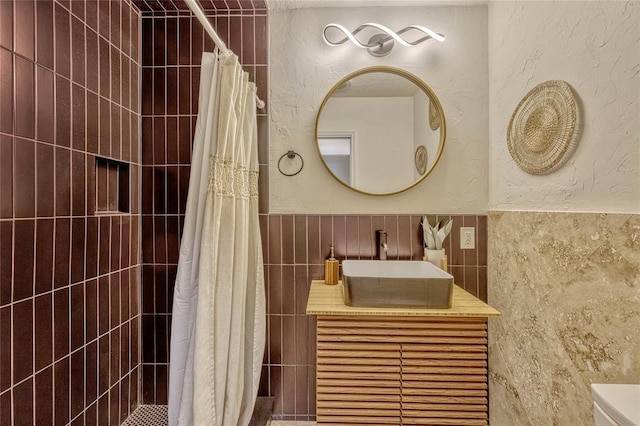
[0, 307, 10, 393]
[54, 218, 71, 289]
[36, 66, 55, 144]
[85, 217, 98, 277]
[70, 348, 85, 418]
[122, 56, 131, 111]
[154, 316, 167, 363]
[141, 314, 154, 364]
[12, 299, 33, 384]
[110, 270, 121, 328]
[120, 323, 130, 375]
[152, 117, 165, 166]
[111, 45, 121, 104]
[99, 36, 110, 98]
[14, 57, 35, 139]
[54, 3, 70, 79]
[12, 219, 34, 301]
[86, 340, 98, 406]
[121, 4, 131, 58]
[55, 147, 71, 216]
[98, 335, 110, 395]
[13, 377, 33, 426]
[0, 136, 12, 219]
[56, 75, 71, 147]
[97, 393, 108, 426]
[241, 16, 254, 64]
[113, 106, 123, 162]
[71, 282, 85, 351]
[71, 151, 86, 216]
[255, 15, 267, 65]
[122, 110, 132, 162]
[98, 0, 110, 40]
[35, 367, 53, 425]
[0, 0, 13, 51]
[71, 84, 86, 151]
[152, 18, 165, 67]
[99, 97, 111, 157]
[13, 139, 35, 218]
[0, 387, 12, 425]
[54, 356, 70, 426]
[131, 9, 140, 64]
[283, 366, 300, 416]
[86, 91, 99, 154]
[110, 0, 121, 49]
[281, 215, 294, 265]
[0, 223, 12, 305]
[281, 316, 295, 365]
[35, 219, 54, 295]
[358, 215, 374, 259]
[86, 28, 99, 93]
[153, 68, 166, 115]
[14, 0, 35, 60]
[71, 15, 86, 86]
[34, 294, 53, 371]
[0, 48, 13, 135]
[269, 316, 282, 365]
[53, 288, 70, 361]
[268, 265, 282, 315]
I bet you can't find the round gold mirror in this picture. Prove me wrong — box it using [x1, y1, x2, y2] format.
[315, 66, 446, 196]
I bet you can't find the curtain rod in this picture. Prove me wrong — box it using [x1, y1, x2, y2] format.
[183, 0, 266, 109]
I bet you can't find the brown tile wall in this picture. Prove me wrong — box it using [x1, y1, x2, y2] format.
[260, 214, 488, 420]
[0, 1, 142, 425]
[139, 6, 269, 404]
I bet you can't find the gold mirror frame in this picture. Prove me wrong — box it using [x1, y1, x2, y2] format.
[315, 66, 447, 196]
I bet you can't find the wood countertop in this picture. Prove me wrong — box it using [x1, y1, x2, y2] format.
[306, 280, 501, 317]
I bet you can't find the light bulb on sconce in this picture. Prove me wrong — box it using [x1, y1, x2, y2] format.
[323, 22, 445, 57]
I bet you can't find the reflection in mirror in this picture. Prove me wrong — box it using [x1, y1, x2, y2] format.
[318, 134, 353, 185]
[316, 67, 446, 196]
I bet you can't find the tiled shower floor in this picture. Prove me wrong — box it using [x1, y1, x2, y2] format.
[120, 405, 316, 426]
[121, 405, 168, 425]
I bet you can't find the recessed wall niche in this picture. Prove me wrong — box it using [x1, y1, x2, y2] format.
[96, 157, 130, 213]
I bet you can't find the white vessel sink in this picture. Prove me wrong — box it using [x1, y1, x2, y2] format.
[341, 260, 454, 309]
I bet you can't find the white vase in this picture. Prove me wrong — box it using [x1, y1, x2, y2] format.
[425, 248, 445, 269]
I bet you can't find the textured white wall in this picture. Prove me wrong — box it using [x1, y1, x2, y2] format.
[269, 6, 489, 214]
[488, 1, 640, 213]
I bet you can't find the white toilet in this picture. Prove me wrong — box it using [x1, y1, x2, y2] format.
[591, 384, 640, 426]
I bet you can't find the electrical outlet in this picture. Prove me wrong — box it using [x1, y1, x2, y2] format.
[460, 227, 475, 249]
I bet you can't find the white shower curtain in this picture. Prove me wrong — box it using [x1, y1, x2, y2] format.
[168, 51, 266, 426]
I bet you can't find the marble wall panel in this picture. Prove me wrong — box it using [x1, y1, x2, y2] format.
[488, 211, 640, 425]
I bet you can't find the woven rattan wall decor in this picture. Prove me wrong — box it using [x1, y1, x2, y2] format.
[429, 99, 441, 131]
[507, 80, 580, 174]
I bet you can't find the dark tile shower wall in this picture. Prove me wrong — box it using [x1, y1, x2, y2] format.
[0, 1, 142, 425]
[139, 6, 269, 404]
[260, 214, 488, 420]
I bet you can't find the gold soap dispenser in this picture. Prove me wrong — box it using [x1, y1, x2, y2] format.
[324, 245, 339, 285]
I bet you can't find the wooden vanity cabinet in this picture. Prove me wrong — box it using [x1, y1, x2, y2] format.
[307, 281, 500, 426]
[315, 315, 489, 425]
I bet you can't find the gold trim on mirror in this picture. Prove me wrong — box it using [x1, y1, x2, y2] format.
[315, 66, 447, 196]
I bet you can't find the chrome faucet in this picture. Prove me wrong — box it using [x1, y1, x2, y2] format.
[377, 230, 388, 260]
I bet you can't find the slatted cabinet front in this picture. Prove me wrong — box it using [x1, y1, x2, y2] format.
[316, 316, 489, 425]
